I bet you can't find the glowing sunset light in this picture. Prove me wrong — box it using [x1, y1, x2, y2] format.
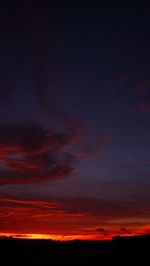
[0, 232, 109, 241]
[1, 226, 149, 241]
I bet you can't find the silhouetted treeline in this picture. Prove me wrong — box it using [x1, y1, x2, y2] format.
[0, 235, 150, 265]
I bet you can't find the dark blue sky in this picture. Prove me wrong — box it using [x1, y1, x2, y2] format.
[0, 1, 150, 239]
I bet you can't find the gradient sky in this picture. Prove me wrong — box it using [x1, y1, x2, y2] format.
[0, 1, 150, 240]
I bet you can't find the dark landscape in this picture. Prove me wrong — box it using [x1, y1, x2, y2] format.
[0, 234, 150, 265]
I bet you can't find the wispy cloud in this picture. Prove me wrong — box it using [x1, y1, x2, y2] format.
[1, 195, 150, 236]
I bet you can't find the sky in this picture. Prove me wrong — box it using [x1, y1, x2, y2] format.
[0, 1, 150, 240]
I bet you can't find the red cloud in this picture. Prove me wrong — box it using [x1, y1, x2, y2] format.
[0, 125, 79, 185]
[1, 195, 150, 237]
[0, 124, 110, 185]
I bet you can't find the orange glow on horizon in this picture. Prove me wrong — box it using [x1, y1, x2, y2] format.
[0, 231, 145, 241]
[0, 232, 110, 241]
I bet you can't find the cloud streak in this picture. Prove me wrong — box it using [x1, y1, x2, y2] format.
[1, 195, 150, 236]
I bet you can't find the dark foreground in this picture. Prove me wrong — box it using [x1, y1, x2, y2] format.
[0, 234, 150, 265]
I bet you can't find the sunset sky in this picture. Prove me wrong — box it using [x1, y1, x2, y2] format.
[0, 1, 150, 240]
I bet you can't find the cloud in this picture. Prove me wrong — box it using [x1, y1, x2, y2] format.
[1, 195, 149, 236]
[120, 227, 132, 235]
[96, 228, 105, 232]
[0, 124, 110, 185]
[96, 228, 109, 236]
[120, 227, 127, 232]
[0, 124, 80, 185]
[0, 196, 144, 219]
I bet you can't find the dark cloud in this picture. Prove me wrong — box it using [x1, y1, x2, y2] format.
[49, 197, 150, 219]
[0, 195, 146, 219]
[96, 228, 105, 232]
[96, 228, 109, 236]
[120, 227, 127, 232]
[120, 228, 132, 235]
[103, 232, 109, 236]
[0, 124, 79, 185]
[0, 124, 110, 185]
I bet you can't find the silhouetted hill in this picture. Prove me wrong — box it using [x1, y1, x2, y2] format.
[0, 235, 150, 265]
